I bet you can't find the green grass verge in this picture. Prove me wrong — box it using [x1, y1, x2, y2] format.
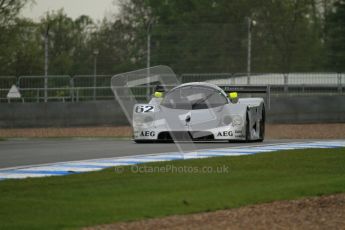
[1, 148, 345, 229]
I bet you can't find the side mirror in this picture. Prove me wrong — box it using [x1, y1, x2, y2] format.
[228, 92, 238, 103]
[154, 91, 164, 98]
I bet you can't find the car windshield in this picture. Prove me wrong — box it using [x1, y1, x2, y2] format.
[161, 86, 228, 110]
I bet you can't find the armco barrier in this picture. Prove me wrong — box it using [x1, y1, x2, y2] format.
[1, 73, 345, 103]
[0, 100, 128, 128]
[0, 95, 345, 128]
[267, 95, 345, 123]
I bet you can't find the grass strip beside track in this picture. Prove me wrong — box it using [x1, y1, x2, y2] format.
[1, 148, 345, 229]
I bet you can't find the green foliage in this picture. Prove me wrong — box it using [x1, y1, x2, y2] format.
[0, 148, 345, 229]
[325, 0, 345, 71]
[118, 0, 330, 73]
[0, 0, 31, 25]
[39, 10, 95, 75]
[0, 18, 43, 76]
[0, 0, 40, 76]
[0, 0, 344, 76]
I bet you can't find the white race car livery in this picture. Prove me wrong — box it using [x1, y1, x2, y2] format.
[132, 82, 265, 143]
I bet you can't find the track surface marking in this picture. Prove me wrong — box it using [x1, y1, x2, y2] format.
[0, 139, 344, 180]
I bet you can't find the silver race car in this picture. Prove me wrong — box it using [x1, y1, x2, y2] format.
[132, 82, 265, 143]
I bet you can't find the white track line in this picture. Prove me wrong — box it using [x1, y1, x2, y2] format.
[0, 140, 344, 180]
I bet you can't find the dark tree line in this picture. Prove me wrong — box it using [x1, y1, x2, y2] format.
[0, 0, 344, 77]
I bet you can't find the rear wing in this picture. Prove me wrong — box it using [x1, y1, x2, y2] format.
[218, 85, 271, 109]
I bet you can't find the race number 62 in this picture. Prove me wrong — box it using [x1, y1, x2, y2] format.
[135, 105, 154, 113]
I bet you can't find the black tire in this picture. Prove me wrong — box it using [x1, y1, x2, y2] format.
[258, 105, 265, 142]
[245, 111, 251, 142]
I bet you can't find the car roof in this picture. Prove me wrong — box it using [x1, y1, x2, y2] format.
[171, 82, 225, 93]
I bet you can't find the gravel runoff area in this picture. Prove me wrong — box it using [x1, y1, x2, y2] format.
[85, 193, 345, 230]
[1, 123, 345, 139]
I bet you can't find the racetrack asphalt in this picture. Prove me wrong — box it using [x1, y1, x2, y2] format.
[0, 138, 313, 169]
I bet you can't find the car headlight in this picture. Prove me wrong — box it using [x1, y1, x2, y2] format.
[222, 115, 232, 125]
[143, 116, 154, 125]
[232, 115, 243, 126]
[133, 116, 144, 127]
[134, 116, 154, 126]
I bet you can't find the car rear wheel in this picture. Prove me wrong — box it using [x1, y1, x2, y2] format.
[258, 105, 265, 142]
[245, 110, 251, 142]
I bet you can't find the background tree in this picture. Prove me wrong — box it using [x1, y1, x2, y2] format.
[40, 10, 97, 75]
[0, 0, 344, 77]
[114, 0, 327, 74]
[9, 18, 43, 76]
[0, 0, 36, 76]
[324, 0, 345, 72]
[0, 0, 31, 25]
